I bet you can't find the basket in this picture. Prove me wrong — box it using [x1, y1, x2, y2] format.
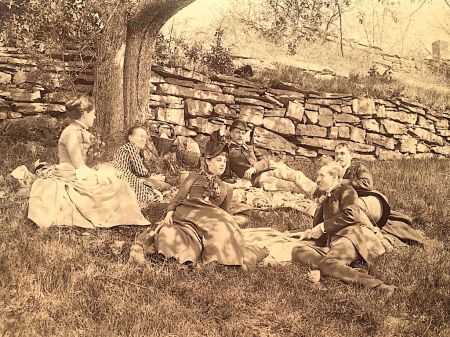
[150, 135, 176, 156]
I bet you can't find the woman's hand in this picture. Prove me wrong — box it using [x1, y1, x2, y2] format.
[244, 167, 256, 180]
[162, 210, 174, 226]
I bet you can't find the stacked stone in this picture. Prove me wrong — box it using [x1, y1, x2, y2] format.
[0, 47, 94, 120]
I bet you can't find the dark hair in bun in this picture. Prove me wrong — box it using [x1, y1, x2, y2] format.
[65, 95, 94, 120]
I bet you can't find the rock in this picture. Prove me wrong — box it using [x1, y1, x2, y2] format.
[10, 88, 41, 102]
[385, 110, 417, 125]
[149, 94, 183, 105]
[267, 88, 305, 101]
[352, 153, 376, 162]
[0, 112, 7, 119]
[318, 108, 333, 127]
[411, 128, 444, 145]
[341, 105, 352, 114]
[253, 127, 297, 155]
[165, 77, 194, 88]
[431, 146, 450, 156]
[417, 116, 435, 132]
[212, 74, 262, 88]
[235, 97, 275, 109]
[188, 117, 221, 134]
[296, 146, 318, 158]
[366, 133, 397, 150]
[174, 125, 197, 137]
[286, 101, 305, 122]
[329, 127, 338, 139]
[376, 148, 404, 160]
[273, 81, 310, 94]
[435, 119, 449, 130]
[334, 113, 360, 124]
[412, 153, 433, 159]
[128, 244, 147, 265]
[265, 108, 286, 117]
[416, 142, 430, 153]
[0, 98, 11, 112]
[299, 137, 341, 151]
[152, 65, 210, 83]
[380, 119, 408, 135]
[157, 84, 234, 104]
[352, 98, 376, 115]
[0, 71, 12, 84]
[8, 111, 22, 119]
[304, 110, 318, 124]
[12, 103, 65, 115]
[156, 107, 185, 126]
[307, 270, 321, 283]
[337, 126, 351, 139]
[296, 124, 327, 138]
[185, 98, 213, 117]
[193, 82, 222, 93]
[350, 127, 366, 143]
[360, 119, 380, 132]
[223, 87, 260, 99]
[263, 117, 295, 135]
[329, 104, 341, 112]
[305, 103, 319, 111]
[149, 71, 166, 84]
[376, 105, 387, 118]
[261, 94, 284, 108]
[43, 91, 75, 103]
[348, 142, 376, 153]
[399, 135, 418, 154]
[437, 129, 450, 137]
[214, 104, 238, 118]
[240, 105, 264, 126]
[110, 240, 126, 256]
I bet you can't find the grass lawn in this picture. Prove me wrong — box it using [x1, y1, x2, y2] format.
[0, 139, 449, 337]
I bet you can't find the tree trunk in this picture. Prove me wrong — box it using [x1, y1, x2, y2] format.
[95, 0, 195, 154]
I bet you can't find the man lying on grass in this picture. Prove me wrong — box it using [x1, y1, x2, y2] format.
[292, 162, 422, 297]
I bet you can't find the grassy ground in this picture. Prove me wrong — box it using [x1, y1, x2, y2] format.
[0, 137, 449, 337]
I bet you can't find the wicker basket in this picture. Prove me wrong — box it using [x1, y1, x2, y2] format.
[150, 135, 175, 156]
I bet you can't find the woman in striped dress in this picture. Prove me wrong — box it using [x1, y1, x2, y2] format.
[110, 126, 163, 206]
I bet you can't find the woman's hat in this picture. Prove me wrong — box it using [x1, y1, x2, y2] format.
[230, 119, 248, 131]
[204, 141, 228, 159]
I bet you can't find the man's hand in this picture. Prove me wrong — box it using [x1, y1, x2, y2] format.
[162, 210, 174, 226]
[305, 223, 325, 239]
[244, 167, 256, 180]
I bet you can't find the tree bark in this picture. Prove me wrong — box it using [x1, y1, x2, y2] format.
[95, 0, 195, 153]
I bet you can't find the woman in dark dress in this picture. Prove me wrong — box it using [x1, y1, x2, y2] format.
[136, 141, 265, 266]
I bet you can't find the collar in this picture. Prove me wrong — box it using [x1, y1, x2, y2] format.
[73, 120, 88, 130]
[326, 183, 341, 197]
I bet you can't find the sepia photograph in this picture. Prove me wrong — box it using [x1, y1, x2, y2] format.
[0, 0, 449, 336]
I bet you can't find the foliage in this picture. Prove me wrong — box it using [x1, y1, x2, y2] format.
[201, 28, 234, 75]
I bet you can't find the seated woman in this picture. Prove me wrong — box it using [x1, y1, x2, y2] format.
[136, 141, 266, 266]
[28, 95, 149, 229]
[109, 126, 164, 207]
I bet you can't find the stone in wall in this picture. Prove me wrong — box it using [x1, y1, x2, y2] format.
[261, 94, 284, 108]
[265, 108, 286, 117]
[298, 137, 341, 151]
[188, 117, 221, 134]
[0, 112, 7, 119]
[385, 110, 417, 125]
[352, 98, 376, 116]
[341, 105, 352, 114]
[212, 74, 262, 89]
[235, 97, 274, 109]
[165, 77, 195, 88]
[360, 119, 380, 132]
[375, 105, 387, 118]
[380, 119, 408, 135]
[8, 112, 23, 119]
[240, 105, 264, 125]
[318, 108, 333, 127]
[296, 146, 318, 158]
[399, 135, 418, 154]
[304, 110, 318, 124]
[416, 142, 430, 153]
[213, 104, 238, 119]
[12, 102, 65, 115]
[329, 104, 341, 112]
[411, 127, 444, 146]
[0, 98, 11, 112]
[152, 65, 210, 83]
[412, 153, 434, 159]
[263, 117, 295, 135]
[435, 119, 449, 130]
[253, 126, 297, 155]
[348, 142, 376, 153]
[437, 129, 450, 137]
[431, 145, 450, 156]
[157, 84, 234, 104]
[156, 107, 185, 126]
[417, 116, 435, 132]
[350, 127, 366, 143]
[193, 82, 222, 93]
[185, 99, 213, 117]
[223, 87, 260, 99]
[174, 125, 197, 137]
[149, 94, 183, 105]
[267, 88, 304, 104]
[0, 72, 12, 84]
[305, 103, 319, 111]
[329, 126, 350, 139]
[10, 88, 41, 101]
[286, 101, 304, 122]
[149, 71, 165, 84]
[296, 124, 327, 138]
[366, 132, 396, 150]
[376, 148, 404, 160]
[334, 113, 359, 124]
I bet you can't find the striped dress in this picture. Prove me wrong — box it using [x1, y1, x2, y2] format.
[110, 142, 162, 205]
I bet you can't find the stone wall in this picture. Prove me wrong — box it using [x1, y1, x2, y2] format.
[0, 47, 94, 120]
[1, 47, 449, 160]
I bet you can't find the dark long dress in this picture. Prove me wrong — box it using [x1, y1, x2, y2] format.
[137, 172, 250, 265]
